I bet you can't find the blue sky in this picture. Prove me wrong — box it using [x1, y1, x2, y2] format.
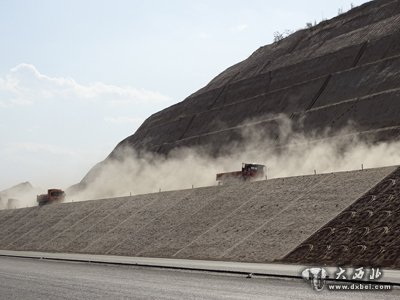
[0, 0, 370, 190]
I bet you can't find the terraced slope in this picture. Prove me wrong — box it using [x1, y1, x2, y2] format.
[122, 0, 400, 156]
[282, 167, 400, 268]
[0, 166, 396, 264]
[75, 0, 400, 191]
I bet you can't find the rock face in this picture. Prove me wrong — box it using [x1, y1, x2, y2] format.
[114, 0, 400, 156]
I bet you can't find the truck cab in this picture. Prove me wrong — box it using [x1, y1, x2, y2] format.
[241, 163, 266, 180]
[37, 189, 66, 206]
[216, 163, 266, 183]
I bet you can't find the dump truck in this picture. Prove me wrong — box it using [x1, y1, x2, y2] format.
[216, 163, 266, 183]
[37, 189, 65, 206]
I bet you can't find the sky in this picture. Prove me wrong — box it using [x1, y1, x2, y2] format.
[0, 0, 370, 191]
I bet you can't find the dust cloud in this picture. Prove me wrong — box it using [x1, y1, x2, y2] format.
[67, 115, 400, 202]
[0, 182, 41, 209]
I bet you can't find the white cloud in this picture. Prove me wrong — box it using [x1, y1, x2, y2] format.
[0, 63, 171, 107]
[7, 142, 77, 157]
[231, 24, 249, 32]
[198, 32, 211, 39]
[104, 116, 144, 125]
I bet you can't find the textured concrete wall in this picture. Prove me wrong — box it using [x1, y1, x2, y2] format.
[0, 166, 396, 263]
[282, 166, 400, 269]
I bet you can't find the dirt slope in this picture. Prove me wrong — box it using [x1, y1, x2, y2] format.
[0, 166, 395, 264]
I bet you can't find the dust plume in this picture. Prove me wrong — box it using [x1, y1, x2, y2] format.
[0, 182, 41, 209]
[68, 115, 400, 202]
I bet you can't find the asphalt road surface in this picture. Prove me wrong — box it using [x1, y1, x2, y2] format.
[0, 256, 399, 300]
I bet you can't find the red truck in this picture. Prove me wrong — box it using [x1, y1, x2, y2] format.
[37, 189, 66, 206]
[216, 163, 266, 183]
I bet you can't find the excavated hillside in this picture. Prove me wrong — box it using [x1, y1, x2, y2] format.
[75, 0, 400, 188]
[0, 166, 396, 265]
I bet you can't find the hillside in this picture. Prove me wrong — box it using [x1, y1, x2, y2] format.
[74, 0, 400, 192]
[115, 0, 400, 155]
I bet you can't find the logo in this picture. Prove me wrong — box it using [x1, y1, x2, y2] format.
[301, 267, 328, 291]
[301, 267, 391, 292]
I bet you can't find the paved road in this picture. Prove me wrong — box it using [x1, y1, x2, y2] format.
[2, 250, 400, 285]
[0, 257, 398, 300]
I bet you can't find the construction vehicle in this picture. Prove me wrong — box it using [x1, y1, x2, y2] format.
[37, 189, 65, 206]
[216, 163, 266, 183]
